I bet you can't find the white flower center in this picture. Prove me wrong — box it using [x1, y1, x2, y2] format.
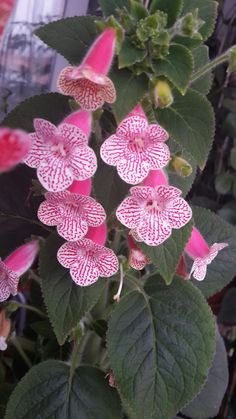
[134, 137, 144, 149]
[51, 142, 66, 157]
[146, 199, 163, 212]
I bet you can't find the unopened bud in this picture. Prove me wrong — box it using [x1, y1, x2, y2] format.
[153, 80, 173, 108]
[170, 155, 193, 177]
[180, 9, 203, 39]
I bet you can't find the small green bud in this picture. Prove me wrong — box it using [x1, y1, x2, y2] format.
[170, 155, 193, 177]
[153, 80, 173, 108]
[179, 9, 204, 39]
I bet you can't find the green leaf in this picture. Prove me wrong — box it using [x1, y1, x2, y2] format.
[39, 234, 105, 344]
[191, 206, 236, 298]
[118, 38, 146, 68]
[218, 288, 236, 325]
[181, 0, 218, 41]
[155, 88, 215, 168]
[35, 16, 98, 65]
[191, 45, 213, 94]
[230, 148, 236, 170]
[182, 328, 228, 419]
[110, 68, 149, 122]
[1, 93, 71, 131]
[140, 220, 193, 284]
[149, 0, 183, 27]
[215, 173, 233, 195]
[107, 275, 215, 419]
[153, 44, 193, 94]
[99, 0, 130, 17]
[5, 361, 122, 419]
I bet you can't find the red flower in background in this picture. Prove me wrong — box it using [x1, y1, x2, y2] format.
[0, 128, 31, 174]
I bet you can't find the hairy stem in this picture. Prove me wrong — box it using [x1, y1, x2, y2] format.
[191, 48, 233, 83]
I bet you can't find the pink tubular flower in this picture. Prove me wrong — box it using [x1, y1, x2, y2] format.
[24, 112, 97, 192]
[38, 190, 106, 242]
[100, 105, 170, 185]
[0, 127, 31, 174]
[128, 236, 150, 270]
[68, 179, 92, 196]
[0, 241, 39, 302]
[185, 227, 228, 281]
[57, 238, 118, 287]
[85, 223, 107, 245]
[143, 169, 168, 187]
[116, 185, 192, 246]
[57, 28, 116, 111]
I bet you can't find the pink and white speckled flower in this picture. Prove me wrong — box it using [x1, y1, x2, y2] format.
[57, 239, 118, 286]
[116, 185, 192, 246]
[58, 28, 116, 111]
[100, 108, 170, 185]
[38, 190, 106, 242]
[24, 114, 97, 192]
[128, 236, 150, 270]
[185, 227, 228, 281]
[0, 241, 39, 302]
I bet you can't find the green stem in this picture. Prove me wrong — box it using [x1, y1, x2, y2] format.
[11, 338, 33, 368]
[67, 339, 81, 397]
[191, 49, 232, 83]
[12, 302, 47, 319]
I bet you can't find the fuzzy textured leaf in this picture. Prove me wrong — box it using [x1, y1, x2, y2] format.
[35, 16, 98, 65]
[99, 0, 130, 17]
[140, 220, 193, 284]
[110, 68, 149, 122]
[190, 206, 236, 298]
[153, 44, 193, 94]
[155, 89, 215, 168]
[119, 38, 146, 68]
[40, 234, 105, 344]
[149, 0, 183, 26]
[5, 362, 122, 419]
[191, 45, 213, 94]
[181, 0, 218, 41]
[107, 275, 215, 419]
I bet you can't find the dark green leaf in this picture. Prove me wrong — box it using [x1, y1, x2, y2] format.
[218, 288, 236, 325]
[191, 206, 236, 298]
[215, 173, 233, 195]
[182, 328, 228, 419]
[119, 38, 146, 68]
[140, 220, 193, 284]
[149, 0, 183, 27]
[230, 148, 236, 170]
[181, 0, 218, 41]
[5, 362, 122, 419]
[107, 275, 215, 419]
[99, 0, 130, 17]
[1, 93, 71, 132]
[130, 1, 148, 20]
[110, 68, 149, 122]
[155, 89, 215, 168]
[191, 45, 213, 94]
[39, 234, 105, 344]
[153, 44, 193, 94]
[35, 16, 98, 65]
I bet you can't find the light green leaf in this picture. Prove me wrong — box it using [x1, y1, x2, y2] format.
[118, 38, 146, 68]
[149, 0, 183, 27]
[35, 16, 98, 65]
[190, 206, 236, 298]
[107, 275, 215, 419]
[155, 88, 215, 168]
[99, 0, 130, 17]
[110, 68, 149, 122]
[191, 45, 213, 94]
[39, 234, 105, 344]
[182, 327, 228, 419]
[1, 93, 71, 131]
[140, 220, 193, 284]
[153, 44, 193, 94]
[181, 0, 218, 41]
[5, 362, 122, 419]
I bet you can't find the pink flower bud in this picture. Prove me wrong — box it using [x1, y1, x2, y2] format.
[0, 127, 31, 174]
[4, 240, 39, 276]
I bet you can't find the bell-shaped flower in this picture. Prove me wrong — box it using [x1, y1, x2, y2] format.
[116, 185, 192, 246]
[57, 224, 118, 286]
[68, 179, 92, 196]
[0, 127, 31, 174]
[58, 28, 116, 111]
[185, 227, 228, 281]
[24, 110, 97, 192]
[0, 241, 39, 302]
[38, 190, 106, 242]
[100, 105, 170, 185]
[128, 236, 150, 270]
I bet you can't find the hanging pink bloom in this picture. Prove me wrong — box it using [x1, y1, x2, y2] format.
[100, 106, 170, 185]
[128, 236, 150, 270]
[58, 28, 116, 111]
[116, 185, 192, 246]
[38, 190, 106, 242]
[0, 127, 31, 174]
[24, 112, 97, 192]
[57, 238, 118, 286]
[185, 227, 228, 281]
[0, 241, 39, 302]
